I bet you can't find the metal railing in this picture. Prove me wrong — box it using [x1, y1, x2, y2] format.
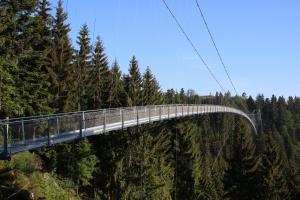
[0, 104, 257, 159]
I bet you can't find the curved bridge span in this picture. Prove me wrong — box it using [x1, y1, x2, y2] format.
[0, 104, 257, 159]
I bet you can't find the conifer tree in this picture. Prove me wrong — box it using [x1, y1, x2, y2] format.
[223, 119, 262, 200]
[260, 131, 290, 200]
[0, 4, 22, 117]
[108, 60, 126, 107]
[88, 36, 110, 109]
[287, 160, 300, 200]
[17, 0, 54, 115]
[142, 67, 162, 105]
[124, 56, 142, 106]
[75, 23, 92, 110]
[50, 0, 74, 112]
[197, 143, 219, 200]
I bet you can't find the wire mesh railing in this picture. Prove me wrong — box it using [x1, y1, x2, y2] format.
[0, 104, 258, 159]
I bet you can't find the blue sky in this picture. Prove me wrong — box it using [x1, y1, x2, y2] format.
[49, 0, 300, 98]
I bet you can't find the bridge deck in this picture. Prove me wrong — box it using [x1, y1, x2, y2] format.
[0, 104, 257, 159]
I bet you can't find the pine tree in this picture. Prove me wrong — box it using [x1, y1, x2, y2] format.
[16, 0, 54, 115]
[260, 131, 290, 200]
[0, 3, 22, 117]
[88, 36, 110, 109]
[0, 60, 21, 117]
[73, 139, 99, 192]
[179, 88, 186, 104]
[223, 118, 262, 200]
[124, 56, 142, 106]
[49, 0, 74, 112]
[74, 23, 92, 111]
[108, 60, 126, 108]
[142, 67, 162, 105]
[287, 160, 300, 200]
[56, 140, 98, 193]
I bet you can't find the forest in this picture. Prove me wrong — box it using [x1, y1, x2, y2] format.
[1, 0, 300, 199]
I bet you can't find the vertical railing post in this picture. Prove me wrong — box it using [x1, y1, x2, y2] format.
[3, 117, 9, 157]
[197, 105, 199, 114]
[82, 112, 86, 134]
[80, 113, 83, 138]
[21, 118, 25, 144]
[149, 107, 151, 123]
[56, 116, 60, 136]
[80, 112, 85, 138]
[103, 110, 106, 133]
[168, 105, 170, 119]
[121, 109, 124, 129]
[182, 105, 184, 117]
[175, 105, 178, 118]
[47, 118, 51, 146]
[137, 107, 139, 125]
[192, 105, 194, 115]
[159, 106, 162, 121]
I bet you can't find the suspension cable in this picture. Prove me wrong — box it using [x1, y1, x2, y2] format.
[160, 0, 226, 93]
[194, 0, 238, 95]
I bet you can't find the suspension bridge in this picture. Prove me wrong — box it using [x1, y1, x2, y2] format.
[0, 104, 259, 159]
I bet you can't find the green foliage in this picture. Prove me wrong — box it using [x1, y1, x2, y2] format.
[1, 1, 300, 199]
[88, 36, 110, 109]
[108, 60, 127, 107]
[142, 67, 163, 105]
[260, 131, 290, 199]
[74, 23, 92, 111]
[0, 151, 79, 199]
[3, 151, 41, 174]
[223, 119, 262, 200]
[49, 0, 74, 112]
[124, 56, 142, 106]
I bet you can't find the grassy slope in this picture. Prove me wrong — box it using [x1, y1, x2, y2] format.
[0, 151, 80, 200]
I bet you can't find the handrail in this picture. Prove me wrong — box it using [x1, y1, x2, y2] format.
[0, 104, 258, 159]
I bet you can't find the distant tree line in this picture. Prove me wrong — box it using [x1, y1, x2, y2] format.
[1, 0, 300, 200]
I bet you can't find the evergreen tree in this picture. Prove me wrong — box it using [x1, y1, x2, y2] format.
[88, 36, 110, 109]
[16, 0, 54, 115]
[124, 56, 142, 106]
[179, 88, 186, 104]
[74, 23, 92, 111]
[56, 140, 98, 193]
[223, 119, 262, 200]
[0, 3, 22, 117]
[260, 131, 290, 200]
[0, 60, 21, 117]
[108, 60, 126, 108]
[49, 0, 74, 112]
[287, 160, 300, 200]
[142, 67, 162, 105]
